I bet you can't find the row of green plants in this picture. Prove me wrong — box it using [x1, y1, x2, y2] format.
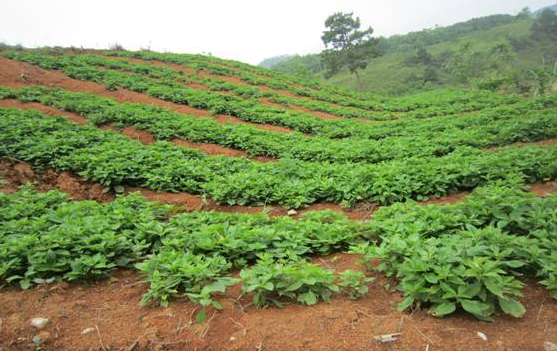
[1, 182, 555, 320]
[3, 86, 557, 164]
[355, 180, 557, 321]
[0, 186, 370, 320]
[2, 106, 557, 208]
[5, 50, 556, 141]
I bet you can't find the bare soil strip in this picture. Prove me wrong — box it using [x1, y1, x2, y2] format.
[0, 99, 88, 125]
[0, 252, 555, 351]
[489, 138, 557, 151]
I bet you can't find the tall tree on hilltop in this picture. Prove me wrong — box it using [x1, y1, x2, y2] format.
[321, 12, 381, 90]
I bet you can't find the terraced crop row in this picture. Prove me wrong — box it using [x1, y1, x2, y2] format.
[1, 181, 556, 320]
[6, 51, 557, 143]
[105, 50, 388, 110]
[2, 106, 557, 208]
[0, 186, 365, 311]
[5, 50, 526, 131]
[2, 86, 557, 165]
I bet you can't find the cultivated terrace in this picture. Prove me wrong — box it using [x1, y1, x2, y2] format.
[0, 47, 556, 351]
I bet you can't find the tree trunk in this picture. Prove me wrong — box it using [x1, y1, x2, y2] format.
[354, 70, 364, 91]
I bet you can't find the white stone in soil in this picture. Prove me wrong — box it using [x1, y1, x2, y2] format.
[30, 318, 49, 329]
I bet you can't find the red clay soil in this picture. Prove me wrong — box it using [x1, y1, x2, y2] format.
[529, 181, 557, 197]
[103, 55, 197, 76]
[420, 191, 472, 206]
[257, 84, 297, 97]
[519, 138, 557, 147]
[1, 253, 556, 351]
[171, 138, 276, 162]
[0, 57, 294, 135]
[0, 99, 88, 125]
[121, 126, 158, 144]
[0, 160, 114, 203]
[186, 82, 210, 91]
[118, 126, 278, 162]
[418, 182, 557, 205]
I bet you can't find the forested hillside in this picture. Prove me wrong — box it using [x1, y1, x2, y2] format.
[266, 9, 557, 95]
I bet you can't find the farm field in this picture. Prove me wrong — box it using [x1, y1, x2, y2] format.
[1, 47, 557, 351]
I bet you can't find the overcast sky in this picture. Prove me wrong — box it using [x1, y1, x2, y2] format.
[1, 0, 555, 64]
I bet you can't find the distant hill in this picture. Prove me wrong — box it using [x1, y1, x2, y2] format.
[265, 12, 557, 96]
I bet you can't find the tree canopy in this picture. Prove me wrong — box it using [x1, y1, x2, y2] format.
[532, 8, 557, 40]
[320, 12, 380, 89]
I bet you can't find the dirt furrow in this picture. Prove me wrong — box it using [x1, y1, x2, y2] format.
[0, 237, 555, 351]
[0, 99, 88, 125]
[258, 97, 344, 121]
[489, 138, 557, 151]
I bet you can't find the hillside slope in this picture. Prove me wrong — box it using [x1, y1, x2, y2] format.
[1, 46, 557, 351]
[269, 13, 557, 95]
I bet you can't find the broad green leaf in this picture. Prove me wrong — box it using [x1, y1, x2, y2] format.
[398, 296, 414, 311]
[298, 291, 318, 305]
[484, 279, 504, 297]
[460, 299, 492, 319]
[285, 281, 303, 292]
[212, 300, 223, 310]
[503, 260, 526, 268]
[462, 281, 482, 298]
[498, 298, 525, 318]
[19, 279, 31, 290]
[430, 302, 456, 317]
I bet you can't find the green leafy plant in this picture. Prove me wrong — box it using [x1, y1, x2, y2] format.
[239, 257, 339, 307]
[337, 270, 373, 300]
[186, 277, 239, 322]
[360, 183, 557, 320]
